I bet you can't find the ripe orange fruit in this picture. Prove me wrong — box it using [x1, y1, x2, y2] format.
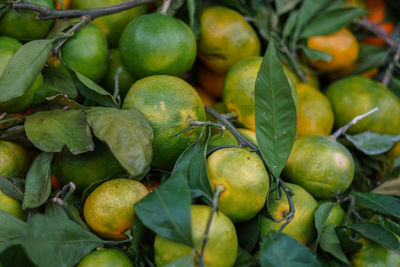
[154, 205, 238, 267]
[196, 63, 226, 98]
[83, 179, 148, 240]
[307, 28, 359, 72]
[364, 22, 395, 46]
[0, 141, 30, 178]
[198, 6, 260, 74]
[195, 87, 216, 106]
[77, 248, 133, 267]
[366, 0, 385, 23]
[55, 0, 71, 9]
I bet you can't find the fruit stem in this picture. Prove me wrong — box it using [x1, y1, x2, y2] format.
[330, 107, 379, 140]
[113, 74, 121, 105]
[160, 0, 171, 15]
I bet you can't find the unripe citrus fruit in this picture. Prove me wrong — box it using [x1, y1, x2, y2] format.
[198, 6, 260, 74]
[61, 24, 109, 83]
[317, 200, 345, 227]
[123, 75, 205, 170]
[0, 189, 25, 220]
[0, 0, 54, 41]
[119, 13, 196, 78]
[259, 183, 318, 245]
[307, 28, 359, 72]
[284, 135, 355, 198]
[0, 140, 30, 178]
[71, 0, 146, 47]
[154, 205, 238, 267]
[77, 248, 133, 267]
[206, 148, 269, 222]
[209, 128, 257, 147]
[283, 64, 320, 89]
[83, 179, 148, 240]
[326, 76, 400, 135]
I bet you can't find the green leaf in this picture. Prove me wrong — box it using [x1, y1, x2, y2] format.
[335, 227, 362, 253]
[233, 247, 253, 267]
[312, 202, 334, 250]
[22, 214, 103, 267]
[0, 39, 53, 102]
[187, 0, 201, 38]
[0, 176, 24, 201]
[22, 152, 53, 210]
[164, 253, 194, 267]
[260, 232, 321, 267]
[68, 69, 119, 108]
[301, 45, 333, 62]
[255, 42, 297, 179]
[301, 7, 367, 38]
[384, 218, 400, 237]
[236, 214, 261, 252]
[0, 245, 36, 267]
[353, 192, 400, 219]
[85, 107, 153, 177]
[0, 210, 26, 253]
[319, 224, 349, 264]
[135, 161, 193, 246]
[349, 222, 400, 252]
[44, 202, 69, 219]
[282, 10, 298, 40]
[353, 44, 389, 74]
[275, 0, 300, 15]
[42, 68, 77, 99]
[345, 131, 400, 155]
[253, 6, 278, 41]
[25, 109, 94, 154]
[46, 94, 89, 110]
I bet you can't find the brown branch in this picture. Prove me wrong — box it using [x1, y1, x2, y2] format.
[354, 17, 395, 47]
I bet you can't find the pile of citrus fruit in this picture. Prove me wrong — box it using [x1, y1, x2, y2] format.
[0, 0, 399, 266]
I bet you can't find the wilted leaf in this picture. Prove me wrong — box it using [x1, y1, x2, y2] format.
[372, 178, 400, 197]
[345, 131, 400, 155]
[353, 192, 400, 219]
[46, 94, 88, 110]
[0, 176, 24, 201]
[0, 210, 26, 253]
[319, 224, 349, 264]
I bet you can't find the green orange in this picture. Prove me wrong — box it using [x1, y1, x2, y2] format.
[259, 183, 318, 245]
[61, 24, 109, 83]
[206, 148, 269, 222]
[0, 141, 30, 178]
[71, 0, 146, 47]
[284, 135, 355, 198]
[198, 6, 260, 74]
[0, 189, 25, 220]
[77, 248, 133, 267]
[326, 76, 400, 135]
[209, 128, 257, 147]
[154, 205, 238, 267]
[0, 0, 54, 41]
[317, 200, 345, 227]
[123, 75, 205, 170]
[119, 13, 196, 78]
[83, 179, 148, 240]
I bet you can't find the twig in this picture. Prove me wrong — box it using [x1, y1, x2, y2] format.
[52, 16, 90, 54]
[383, 39, 400, 86]
[0, 112, 7, 121]
[113, 74, 121, 105]
[354, 17, 395, 47]
[160, 0, 171, 15]
[188, 120, 226, 130]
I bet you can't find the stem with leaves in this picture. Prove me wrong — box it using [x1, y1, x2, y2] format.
[383, 38, 400, 86]
[355, 18, 395, 47]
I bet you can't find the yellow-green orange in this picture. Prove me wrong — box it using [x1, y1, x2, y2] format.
[0, 141, 30, 178]
[259, 183, 318, 245]
[198, 6, 260, 74]
[284, 135, 355, 198]
[326, 76, 400, 135]
[71, 0, 146, 47]
[154, 205, 238, 267]
[53, 143, 124, 192]
[350, 238, 400, 267]
[61, 24, 108, 83]
[0, 189, 25, 220]
[387, 142, 400, 169]
[119, 13, 196, 78]
[206, 148, 269, 222]
[209, 128, 257, 147]
[283, 64, 320, 89]
[317, 200, 345, 227]
[0, 0, 54, 41]
[223, 56, 298, 131]
[77, 249, 133, 267]
[83, 179, 148, 240]
[123, 75, 205, 170]
[296, 83, 334, 137]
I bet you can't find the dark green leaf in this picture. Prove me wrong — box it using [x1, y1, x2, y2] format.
[255, 42, 297, 178]
[353, 192, 400, 219]
[85, 107, 153, 177]
[349, 222, 400, 252]
[353, 44, 389, 74]
[301, 45, 333, 62]
[319, 224, 349, 264]
[384, 218, 400, 237]
[0, 176, 24, 201]
[130, 215, 146, 252]
[253, 6, 278, 41]
[135, 175, 192, 246]
[312, 202, 334, 250]
[0, 210, 26, 253]
[187, 0, 201, 38]
[236, 214, 261, 252]
[46, 94, 88, 110]
[260, 232, 321, 267]
[275, 0, 300, 14]
[164, 253, 194, 267]
[0, 39, 53, 102]
[25, 110, 94, 154]
[234, 247, 253, 267]
[42, 68, 77, 99]
[345, 131, 400, 155]
[301, 7, 367, 38]
[22, 214, 103, 267]
[335, 227, 362, 253]
[391, 76, 400, 97]
[44, 202, 69, 219]
[282, 10, 298, 40]
[0, 245, 36, 267]
[22, 152, 53, 209]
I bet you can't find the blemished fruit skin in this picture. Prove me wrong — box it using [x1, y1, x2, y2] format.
[52, 143, 124, 192]
[316, 200, 345, 227]
[198, 6, 260, 74]
[326, 76, 400, 135]
[259, 183, 318, 245]
[119, 13, 197, 78]
[206, 148, 269, 222]
[154, 205, 238, 267]
[0, 140, 30, 178]
[0, 36, 43, 113]
[83, 179, 149, 240]
[0, 189, 25, 220]
[77, 249, 133, 267]
[61, 24, 109, 83]
[350, 238, 400, 267]
[209, 128, 257, 147]
[307, 28, 359, 72]
[0, 0, 54, 41]
[283, 135, 355, 198]
[296, 83, 334, 137]
[71, 0, 146, 48]
[123, 75, 205, 170]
